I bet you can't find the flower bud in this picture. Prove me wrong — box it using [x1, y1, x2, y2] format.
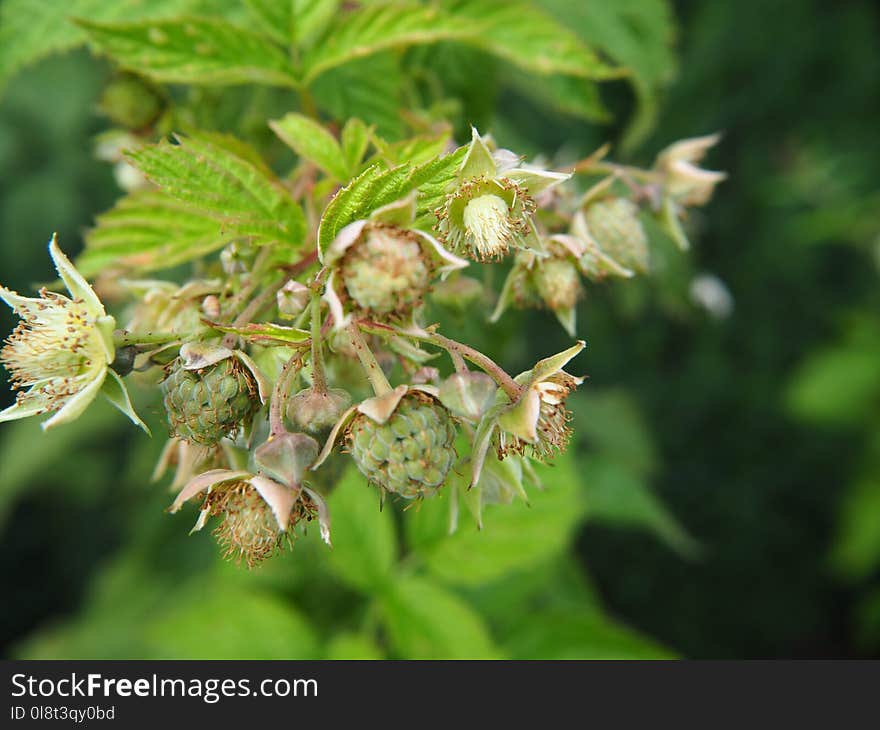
[201, 294, 221, 320]
[287, 386, 352, 435]
[655, 133, 726, 207]
[254, 432, 319, 486]
[276, 280, 310, 319]
[438, 372, 497, 421]
[582, 198, 649, 274]
[532, 257, 582, 312]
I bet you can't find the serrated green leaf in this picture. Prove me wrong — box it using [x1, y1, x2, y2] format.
[317, 164, 407, 255]
[371, 132, 452, 167]
[379, 576, 500, 659]
[413, 145, 467, 226]
[292, 0, 341, 47]
[126, 130, 306, 248]
[270, 112, 350, 181]
[340, 118, 372, 172]
[244, 0, 295, 46]
[78, 16, 297, 87]
[79, 190, 227, 276]
[326, 467, 397, 591]
[0, 0, 245, 90]
[301, 2, 475, 85]
[317, 145, 466, 256]
[207, 321, 310, 345]
[413, 452, 584, 585]
[442, 0, 618, 80]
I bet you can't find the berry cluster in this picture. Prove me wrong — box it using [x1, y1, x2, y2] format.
[1, 126, 723, 568]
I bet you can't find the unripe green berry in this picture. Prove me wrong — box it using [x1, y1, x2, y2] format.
[205, 481, 316, 568]
[348, 393, 457, 499]
[162, 357, 258, 445]
[340, 225, 430, 316]
[583, 198, 649, 274]
[533, 258, 582, 311]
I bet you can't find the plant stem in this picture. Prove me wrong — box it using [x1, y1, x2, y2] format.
[269, 352, 302, 437]
[309, 293, 328, 392]
[359, 320, 521, 401]
[113, 330, 181, 348]
[448, 349, 468, 374]
[428, 333, 522, 400]
[220, 274, 286, 348]
[298, 88, 319, 120]
[347, 322, 392, 396]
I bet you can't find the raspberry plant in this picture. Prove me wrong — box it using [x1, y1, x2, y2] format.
[0, 1, 723, 573]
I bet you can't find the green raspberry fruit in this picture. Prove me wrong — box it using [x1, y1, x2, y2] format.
[162, 357, 258, 445]
[205, 481, 317, 568]
[348, 393, 457, 499]
[340, 225, 430, 316]
[584, 198, 649, 274]
[533, 257, 581, 311]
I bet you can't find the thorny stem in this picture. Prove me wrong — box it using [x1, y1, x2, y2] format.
[308, 293, 328, 392]
[220, 250, 319, 348]
[572, 156, 659, 182]
[346, 322, 392, 397]
[359, 321, 522, 401]
[426, 332, 522, 401]
[113, 330, 181, 348]
[222, 247, 273, 317]
[280, 249, 319, 279]
[448, 349, 468, 374]
[269, 352, 302, 437]
[220, 274, 286, 349]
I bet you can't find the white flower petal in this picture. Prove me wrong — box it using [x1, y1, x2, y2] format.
[0, 397, 49, 423]
[49, 234, 106, 317]
[41, 369, 107, 431]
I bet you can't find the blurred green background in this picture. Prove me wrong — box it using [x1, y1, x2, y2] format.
[1, 0, 878, 659]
